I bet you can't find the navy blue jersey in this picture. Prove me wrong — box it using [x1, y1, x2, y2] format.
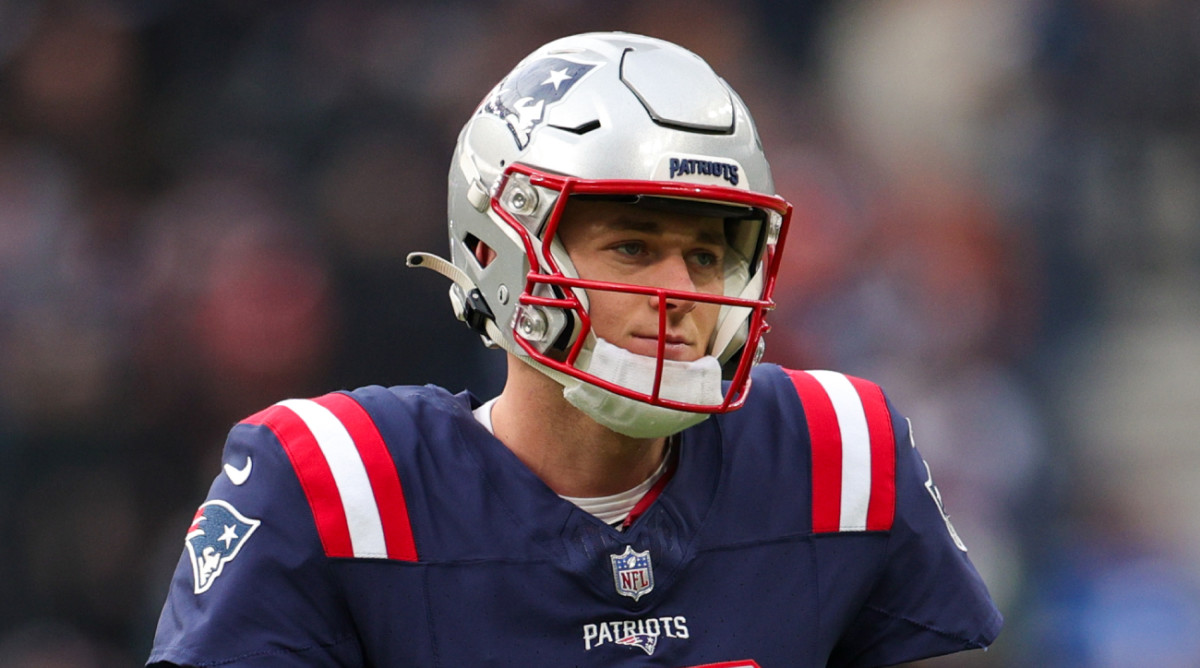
[148, 364, 1001, 667]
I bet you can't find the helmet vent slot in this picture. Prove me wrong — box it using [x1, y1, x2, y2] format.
[548, 119, 602, 135]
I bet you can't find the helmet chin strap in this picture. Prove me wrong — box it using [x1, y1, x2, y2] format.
[408, 251, 722, 438]
[407, 251, 519, 352]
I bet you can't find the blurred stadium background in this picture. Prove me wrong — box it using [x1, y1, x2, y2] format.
[1, 0, 1199, 665]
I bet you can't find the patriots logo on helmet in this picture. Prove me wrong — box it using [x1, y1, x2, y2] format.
[616, 632, 660, 655]
[185, 499, 261, 594]
[481, 56, 596, 149]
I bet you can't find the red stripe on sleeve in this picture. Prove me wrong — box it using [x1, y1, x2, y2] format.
[785, 369, 842, 533]
[245, 405, 355, 558]
[847, 376, 896, 531]
[313, 393, 418, 562]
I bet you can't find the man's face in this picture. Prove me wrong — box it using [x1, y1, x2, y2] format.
[555, 199, 726, 362]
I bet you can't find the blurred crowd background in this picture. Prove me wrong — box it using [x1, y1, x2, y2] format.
[1, 0, 1199, 665]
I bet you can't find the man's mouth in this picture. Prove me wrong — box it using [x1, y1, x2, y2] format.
[630, 333, 695, 360]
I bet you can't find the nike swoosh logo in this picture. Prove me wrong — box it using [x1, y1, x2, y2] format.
[224, 457, 252, 486]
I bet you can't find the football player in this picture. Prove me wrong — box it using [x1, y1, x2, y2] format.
[148, 32, 1001, 667]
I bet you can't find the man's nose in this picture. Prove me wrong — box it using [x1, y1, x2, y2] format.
[648, 254, 698, 314]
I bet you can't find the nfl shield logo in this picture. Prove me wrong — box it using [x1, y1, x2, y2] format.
[610, 545, 654, 601]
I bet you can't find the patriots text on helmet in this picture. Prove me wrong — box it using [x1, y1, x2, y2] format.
[668, 157, 739, 186]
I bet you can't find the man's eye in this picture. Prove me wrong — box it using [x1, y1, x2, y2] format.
[613, 242, 644, 256]
[692, 250, 721, 267]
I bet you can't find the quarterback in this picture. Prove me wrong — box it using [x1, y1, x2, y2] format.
[148, 32, 1001, 666]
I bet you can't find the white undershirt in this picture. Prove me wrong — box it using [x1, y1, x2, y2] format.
[473, 397, 670, 526]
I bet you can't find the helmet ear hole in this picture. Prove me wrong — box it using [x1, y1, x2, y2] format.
[463, 234, 497, 268]
[463, 231, 487, 268]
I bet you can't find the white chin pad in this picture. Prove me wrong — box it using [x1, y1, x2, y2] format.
[561, 338, 724, 438]
[587, 338, 723, 405]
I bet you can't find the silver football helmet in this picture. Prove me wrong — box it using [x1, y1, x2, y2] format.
[410, 32, 792, 434]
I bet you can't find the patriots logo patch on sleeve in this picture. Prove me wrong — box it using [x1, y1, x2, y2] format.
[480, 56, 596, 149]
[185, 500, 261, 594]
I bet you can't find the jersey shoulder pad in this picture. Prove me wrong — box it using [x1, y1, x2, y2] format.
[781, 368, 897, 534]
[241, 388, 418, 561]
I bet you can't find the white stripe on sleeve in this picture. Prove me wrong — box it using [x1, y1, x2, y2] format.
[808, 371, 871, 531]
[277, 399, 387, 557]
